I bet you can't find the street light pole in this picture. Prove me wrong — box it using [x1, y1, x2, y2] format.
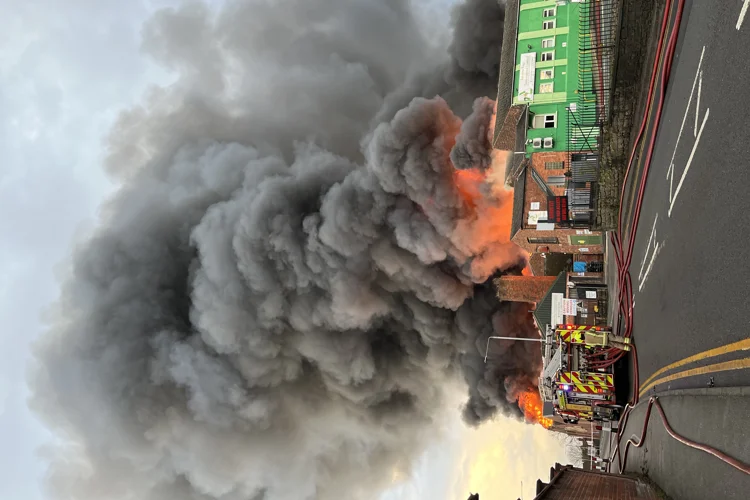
[484, 336, 544, 362]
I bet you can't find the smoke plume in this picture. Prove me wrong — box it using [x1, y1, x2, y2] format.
[30, 1, 542, 499]
[450, 97, 496, 171]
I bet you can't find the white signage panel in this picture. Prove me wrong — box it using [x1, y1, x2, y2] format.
[518, 53, 536, 102]
[551, 293, 564, 327]
[562, 298, 578, 316]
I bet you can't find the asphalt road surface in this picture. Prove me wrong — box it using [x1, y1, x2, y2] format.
[615, 3, 750, 497]
[627, 0, 750, 397]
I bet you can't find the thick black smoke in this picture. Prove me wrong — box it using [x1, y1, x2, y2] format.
[30, 1, 541, 499]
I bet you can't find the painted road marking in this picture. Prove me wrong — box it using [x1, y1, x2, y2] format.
[666, 48, 704, 190]
[640, 357, 750, 396]
[640, 338, 750, 393]
[637, 213, 661, 292]
[738, 0, 750, 30]
[694, 71, 702, 137]
[670, 110, 709, 217]
[667, 45, 708, 218]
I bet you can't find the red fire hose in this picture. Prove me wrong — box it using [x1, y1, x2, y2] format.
[616, 397, 750, 476]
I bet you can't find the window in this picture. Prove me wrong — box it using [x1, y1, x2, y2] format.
[543, 20, 556, 30]
[529, 237, 559, 244]
[545, 161, 565, 170]
[543, 8, 556, 18]
[548, 175, 566, 187]
[541, 38, 555, 49]
[539, 83, 554, 93]
[541, 51, 555, 62]
[541, 69, 554, 80]
[533, 114, 557, 128]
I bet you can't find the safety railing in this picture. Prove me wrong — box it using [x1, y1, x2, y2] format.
[578, 0, 620, 126]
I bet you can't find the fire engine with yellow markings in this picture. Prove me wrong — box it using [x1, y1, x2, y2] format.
[538, 324, 623, 425]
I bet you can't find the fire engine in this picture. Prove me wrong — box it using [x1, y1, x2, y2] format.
[539, 325, 622, 424]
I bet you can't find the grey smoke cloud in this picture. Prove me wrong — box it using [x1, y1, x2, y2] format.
[29, 1, 540, 499]
[450, 96, 496, 171]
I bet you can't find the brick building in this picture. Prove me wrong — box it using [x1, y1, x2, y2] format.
[532, 463, 663, 499]
[509, 151, 604, 255]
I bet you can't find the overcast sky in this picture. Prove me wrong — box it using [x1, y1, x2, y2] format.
[0, 1, 175, 498]
[0, 1, 570, 499]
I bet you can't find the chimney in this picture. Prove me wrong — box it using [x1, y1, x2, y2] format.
[535, 479, 547, 495]
[494, 275, 556, 303]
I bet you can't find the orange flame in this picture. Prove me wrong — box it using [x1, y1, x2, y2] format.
[453, 168, 485, 208]
[451, 167, 514, 245]
[444, 102, 529, 280]
[518, 390, 553, 429]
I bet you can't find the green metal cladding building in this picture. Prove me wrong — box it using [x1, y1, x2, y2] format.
[512, 0, 601, 154]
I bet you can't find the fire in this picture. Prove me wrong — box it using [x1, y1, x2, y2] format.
[450, 167, 514, 245]
[446, 150, 520, 281]
[517, 390, 553, 429]
[445, 101, 529, 280]
[453, 168, 485, 207]
[448, 100, 552, 433]
[446, 100, 516, 258]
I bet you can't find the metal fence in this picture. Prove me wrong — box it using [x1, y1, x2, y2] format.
[566, 0, 621, 153]
[563, 0, 621, 227]
[566, 107, 600, 157]
[578, 0, 620, 126]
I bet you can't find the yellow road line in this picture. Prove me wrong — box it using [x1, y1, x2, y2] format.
[640, 338, 750, 390]
[640, 357, 750, 397]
